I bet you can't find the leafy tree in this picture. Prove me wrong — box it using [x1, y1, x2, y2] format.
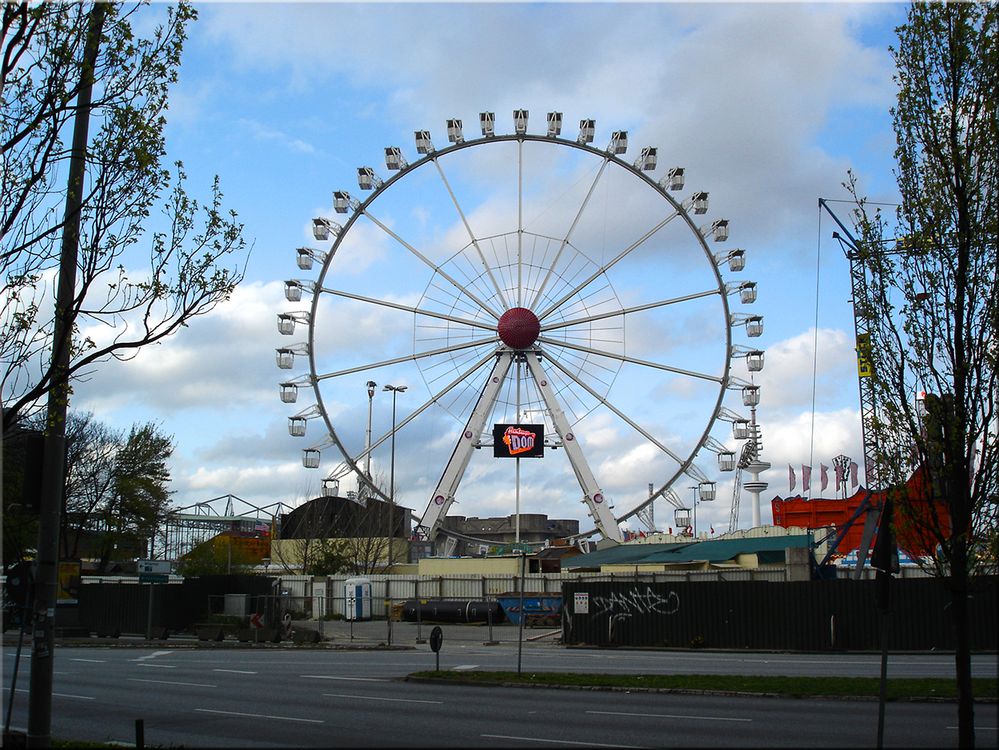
[1, 1, 247, 434]
[849, 4, 998, 746]
[61, 411, 120, 561]
[1, 424, 40, 566]
[55, 411, 174, 572]
[176, 536, 258, 578]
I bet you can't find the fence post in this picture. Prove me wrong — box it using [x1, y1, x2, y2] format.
[145, 584, 154, 640]
[386, 577, 392, 646]
[415, 578, 425, 644]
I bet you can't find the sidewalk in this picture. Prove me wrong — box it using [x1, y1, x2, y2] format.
[301, 617, 562, 646]
[1, 619, 563, 650]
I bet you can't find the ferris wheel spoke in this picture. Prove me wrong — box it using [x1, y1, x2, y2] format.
[523, 354, 622, 542]
[540, 289, 719, 333]
[544, 353, 687, 466]
[418, 352, 516, 540]
[350, 350, 498, 471]
[537, 208, 682, 322]
[529, 157, 611, 311]
[315, 337, 498, 382]
[431, 157, 512, 310]
[361, 209, 501, 320]
[319, 285, 497, 333]
[537, 334, 723, 384]
[517, 139, 524, 307]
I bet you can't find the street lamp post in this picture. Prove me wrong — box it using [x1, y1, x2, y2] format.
[365, 381, 377, 484]
[383, 385, 407, 571]
[690, 486, 699, 539]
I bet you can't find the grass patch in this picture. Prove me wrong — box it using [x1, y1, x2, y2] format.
[409, 671, 998, 701]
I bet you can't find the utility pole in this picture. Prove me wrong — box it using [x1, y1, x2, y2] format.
[28, 5, 107, 746]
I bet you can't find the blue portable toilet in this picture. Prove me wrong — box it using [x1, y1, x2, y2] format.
[344, 577, 371, 621]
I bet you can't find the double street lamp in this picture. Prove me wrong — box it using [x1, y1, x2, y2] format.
[383, 384, 406, 570]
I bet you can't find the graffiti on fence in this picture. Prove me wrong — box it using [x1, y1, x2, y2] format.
[590, 586, 680, 617]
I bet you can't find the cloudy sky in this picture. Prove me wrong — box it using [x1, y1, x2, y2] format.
[68, 0, 909, 538]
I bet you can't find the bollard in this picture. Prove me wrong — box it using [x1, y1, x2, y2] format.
[135, 719, 144, 750]
[484, 598, 498, 645]
[385, 599, 393, 646]
[416, 598, 426, 644]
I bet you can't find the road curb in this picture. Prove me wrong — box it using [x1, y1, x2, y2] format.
[403, 675, 997, 703]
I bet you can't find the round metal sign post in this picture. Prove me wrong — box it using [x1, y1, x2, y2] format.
[429, 625, 443, 672]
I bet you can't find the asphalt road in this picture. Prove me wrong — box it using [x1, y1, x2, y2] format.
[3, 636, 997, 747]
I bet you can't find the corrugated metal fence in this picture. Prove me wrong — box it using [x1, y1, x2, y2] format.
[562, 575, 998, 651]
[298, 569, 788, 619]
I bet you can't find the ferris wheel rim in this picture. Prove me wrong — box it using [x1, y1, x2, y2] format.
[294, 122, 747, 537]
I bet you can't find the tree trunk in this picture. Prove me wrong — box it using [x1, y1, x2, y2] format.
[950, 539, 975, 747]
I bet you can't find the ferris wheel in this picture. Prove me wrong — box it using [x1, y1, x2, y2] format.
[277, 110, 764, 544]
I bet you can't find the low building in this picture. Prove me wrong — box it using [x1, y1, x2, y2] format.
[440, 513, 579, 556]
[562, 529, 817, 580]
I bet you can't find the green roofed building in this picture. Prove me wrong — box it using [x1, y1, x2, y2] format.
[562, 534, 815, 576]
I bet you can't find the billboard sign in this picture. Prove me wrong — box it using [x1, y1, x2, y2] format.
[493, 424, 544, 458]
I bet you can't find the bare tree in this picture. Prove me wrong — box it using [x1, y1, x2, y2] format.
[849, 4, 998, 746]
[273, 475, 405, 576]
[272, 497, 351, 576]
[1, 2, 247, 434]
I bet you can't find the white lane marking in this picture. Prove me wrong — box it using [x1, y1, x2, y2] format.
[137, 663, 176, 669]
[452, 664, 478, 671]
[213, 669, 258, 675]
[482, 734, 641, 748]
[947, 726, 997, 731]
[70, 658, 106, 663]
[588, 710, 751, 723]
[132, 650, 172, 662]
[300, 675, 388, 682]
[323, 692, 443, 705]
[8, 688, 95, 701]
[195, 708, 322, 724]
[128, 678, 215, 688]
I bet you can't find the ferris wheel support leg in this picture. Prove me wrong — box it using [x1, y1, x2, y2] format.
[525, 354, 623, 543]
[417, 352, 514, 543]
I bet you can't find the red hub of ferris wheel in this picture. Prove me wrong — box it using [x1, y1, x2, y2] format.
[497, 307, 541, 349]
